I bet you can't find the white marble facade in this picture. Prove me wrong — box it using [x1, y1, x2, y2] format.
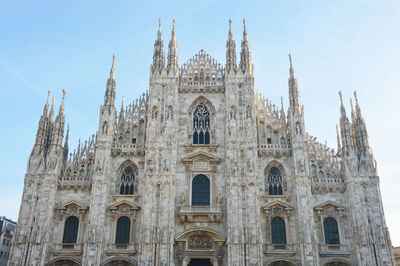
[9, 19, 395, 266]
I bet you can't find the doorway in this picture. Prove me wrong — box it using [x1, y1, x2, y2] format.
[188, 258, 213, 266]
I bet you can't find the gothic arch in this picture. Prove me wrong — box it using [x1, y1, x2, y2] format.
[101, 256, 137, 266]
[188, 96, 216, 115]
[47, 256, 81, 266]
[264, 160, 286, 176]
[117, 160, 138, 176]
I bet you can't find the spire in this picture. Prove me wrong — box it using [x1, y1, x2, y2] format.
[167, 18, 178, 74]
[239, 18, 253, 74]
[352, 90, 370, 154]
[49, 96, 55, 121]
[110, 53, 116, 80]
[43, 90, 51, 116]
[288, 54, 301, 115]
[338, 91, 355, 157]
[336, 124, 341, 154]
[104, 54, 116, 107]
[152, 18, 165, 74]
[63, 123, 69, 163]
[118, 96, 125, 123]
[225, 18, 237, 74]
[58, 89, 66, 116]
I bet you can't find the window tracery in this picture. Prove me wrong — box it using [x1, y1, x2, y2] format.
[267, 167, 284, 195]
[118, 166, 136, 195]
[193, 105, 210, 144]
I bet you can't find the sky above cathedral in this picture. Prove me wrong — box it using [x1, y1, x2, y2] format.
[1, 0, 399, 245]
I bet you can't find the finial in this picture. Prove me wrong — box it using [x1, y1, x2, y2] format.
[243, 18, 247, 37]
[158, 18, 162, 38]
[110, 54, 116, 80]
[354, 90, 359, 105]
[339, 91, 343, 104]
[289, 53, 294, 76]
[59, 89, 66, 115]
[229, 18, 232, 33]
[173, 18, 176, 29]
[47, 90, 51, 103]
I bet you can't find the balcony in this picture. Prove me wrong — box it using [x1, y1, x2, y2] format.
[52, 243, 83, 256]
[105, 243, 138, 256]
[264, 244, 296, 256]
[258, 144, 291, 157]
[111, 143, 145, 156]
[318, 244, 350, 257]
[178, 205, 223, 223]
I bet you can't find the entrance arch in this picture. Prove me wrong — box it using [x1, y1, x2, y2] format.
[188, 258, 213, 266]
[175, 229, 225, 266]
[102, 256, 137, 266]
[266, 259, 298, 266]
[323, 261, 352, 266]
[48, 257, 81, 266]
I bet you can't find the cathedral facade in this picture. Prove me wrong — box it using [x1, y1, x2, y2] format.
[9, 19, 395, 266]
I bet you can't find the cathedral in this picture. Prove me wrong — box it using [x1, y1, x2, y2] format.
[9, 19, 395, 266]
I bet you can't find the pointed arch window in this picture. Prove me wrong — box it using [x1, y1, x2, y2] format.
[119, 166, 135, 195]
[267, 167, 283, 195]
[115, 216, 130, 244]
[62, 216, 79, 243]
[324, 217, 340, 244]
[193, 104, 210, 144]
[192, 174, 210, 206]
[271, 217, 286, 244]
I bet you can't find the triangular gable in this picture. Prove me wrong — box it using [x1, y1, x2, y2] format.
[262, 200, 293, 211]
[181, 151, 220, 164]
[314, 201, 345, 211]
[57, 200, 88, 211]
[110, 200, 140, 211]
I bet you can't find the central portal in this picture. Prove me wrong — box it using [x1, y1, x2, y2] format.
[188, 259, 213, 266]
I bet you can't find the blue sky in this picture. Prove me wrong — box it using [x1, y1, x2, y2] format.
[1, 0, 399, 245]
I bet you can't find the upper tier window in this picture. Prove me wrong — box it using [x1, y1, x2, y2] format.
[119, 166, 135, 195]
[193, 104, 210, 144]
[267, 167, 283, 195]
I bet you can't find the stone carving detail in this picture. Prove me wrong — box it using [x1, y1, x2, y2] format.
[188, 233, 213, 249]
[179, 50, 224, 92]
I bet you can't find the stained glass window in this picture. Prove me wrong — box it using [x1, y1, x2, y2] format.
[119, 166, 135, 195]
[267, 167, 283, 195]
[193, 105, 210, 144]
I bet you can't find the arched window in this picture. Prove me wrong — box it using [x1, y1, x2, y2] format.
[119, 166, 135, 195]
[324, 217, 340, 244]
[267, 167, 283, 195]
[192, 174, 210, 206]
[193, 105, 210, 144]
[271, 217, 286, 244]
[62, 216, 79, 243]
[115, 216, 131, 244]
